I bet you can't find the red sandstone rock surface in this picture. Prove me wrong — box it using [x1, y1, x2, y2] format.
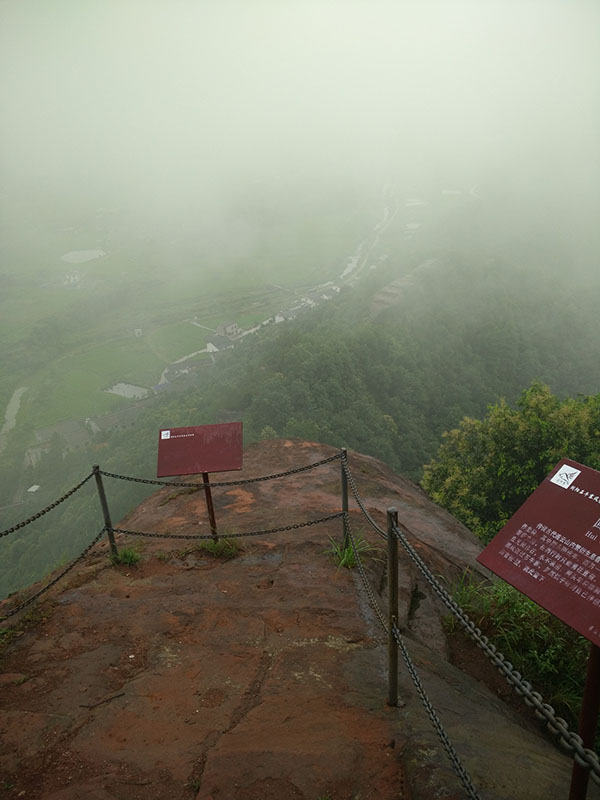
[0, 440, 595, 799]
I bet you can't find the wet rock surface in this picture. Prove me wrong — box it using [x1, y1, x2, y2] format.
[0, 439, 595, 799]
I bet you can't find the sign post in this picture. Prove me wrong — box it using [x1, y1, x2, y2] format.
[157, 422, 243, 537]
[477, 459, 600, 797]
[202, 472, 219, 540]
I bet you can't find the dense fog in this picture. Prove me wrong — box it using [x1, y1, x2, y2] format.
[4, 6, 600, 765]
[2, 0, 599, 253]
[2, 0, 600, 598]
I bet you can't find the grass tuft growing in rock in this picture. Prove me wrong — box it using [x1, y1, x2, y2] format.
[195, 538, 241, 559]
[325, 535, 374, 569]
[111, 548, 141, 567]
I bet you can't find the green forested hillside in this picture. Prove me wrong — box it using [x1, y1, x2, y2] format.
[3, 245, 600, 598]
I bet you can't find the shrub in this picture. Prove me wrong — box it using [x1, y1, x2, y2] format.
[447, 571, 589, 725]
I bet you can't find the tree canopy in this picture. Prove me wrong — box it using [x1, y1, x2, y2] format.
[422, 382, 600, 543]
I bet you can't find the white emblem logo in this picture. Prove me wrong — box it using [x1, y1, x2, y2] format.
[550, 464, 581, 489]
[161, 430, 171, 440]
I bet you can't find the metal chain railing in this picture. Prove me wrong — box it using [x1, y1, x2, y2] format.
[0, 528, 105, 623]
[342, 455, 600, 782]
[390, 622, 482, 800]
[111, 512, 344, 542]
[0, 471, 95, 538]
[346, 513, 388, 633]
[346, 515, 481, 798]
[0, 455, 342, 626]
[341, 452, 386, 539]
[391, 522, 600, 783]
[101, 452, 342, 489]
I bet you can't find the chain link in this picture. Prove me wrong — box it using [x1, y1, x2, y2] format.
[346, 513, 481, 797]
[341, 452, 386, 539]
[390, 523, 600, 782]
[4, 451, 596, 782]
[0, 472, 95, 538]
[342, 457, 600, 780]
[346, 514, 388, 634]
[0, 528, 106, 623]
[101, 453, 342, 489]
[111, 512, 344, 542]
[391, 623, 482, 800]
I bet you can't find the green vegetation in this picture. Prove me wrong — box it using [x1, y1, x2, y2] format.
[5, 248, 600, 600]
[446, 572, 589, 729]
[325, 535, 374, 569]
[146, 322, 210, 363]
[195, 538, 241, 559]
[3, 189, 600, 609]
[19, 336, 165, 428]
[111, 548, 141, 567]
[424, 385, 600, 740]
[422, 382, 600, 544]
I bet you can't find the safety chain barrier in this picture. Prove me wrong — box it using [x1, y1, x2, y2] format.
[111, 512, 344, 542]
[390, 622, 482, 800]
[346, 514, 481, 798]
[3, 449, 595, 783]
[0, 528, 105, 623]
[0, 471, 95, 538]
[100, 453, 342, 489]
[390, 523, 600, 783]
[343, 457, 600, 783]
[346, 513, 388, 633]
[341, 452, 386, 539]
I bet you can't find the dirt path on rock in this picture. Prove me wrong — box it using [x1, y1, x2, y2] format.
[1, 439, 594, 800]
[0, 443, 405, 799]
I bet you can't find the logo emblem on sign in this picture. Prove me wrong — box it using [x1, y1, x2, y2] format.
[161, 430, 171, 440]
[550, 464, 581, 489]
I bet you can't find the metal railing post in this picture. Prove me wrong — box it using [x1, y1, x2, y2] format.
[387, 507, 399, 707]
[93, 465, 118, 558]
[341, 448, 349, 549]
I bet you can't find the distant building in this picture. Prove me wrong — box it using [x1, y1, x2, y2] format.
[216, 322, 241, 339]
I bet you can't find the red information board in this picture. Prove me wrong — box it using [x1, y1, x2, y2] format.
[477, 459, 600, 647]
[157, 422, 243, 478]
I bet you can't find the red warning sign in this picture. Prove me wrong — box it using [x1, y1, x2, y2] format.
[477, 459, 600, 646]
[157, 422, 243, 478]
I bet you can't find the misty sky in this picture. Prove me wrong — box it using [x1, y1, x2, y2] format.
[1, 0, 599, 231]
